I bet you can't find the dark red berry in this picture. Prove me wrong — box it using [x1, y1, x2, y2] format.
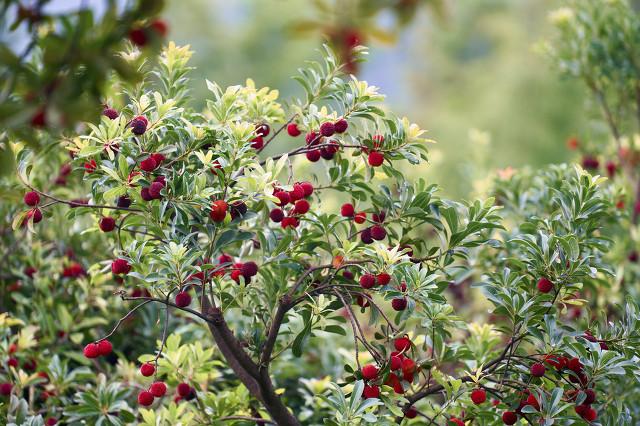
[241, 261, 259, 278]
[0, 383, 12, 396]
[137, 390, 154, 406]
[363, 385, 380, 399]
[306, 149, 321, 162]
[131, 116, 148, 135]
[255, 123, 270, 137]
[83, 343, 100, 359]
[370, 225, 386, 240]
[305, 131, 319, 145]
[175, 292, 192, 308]
[140, 157, 157, 172]
[149, 381, 167, 397]
[530, 362, 546, 377]
[140, 363, 155, 377]
[334, 119, 348, 133]
[111, 258, 131, 275]
[251, 136, 264, 149]
[103, 108, 119, 120]
[341, 203, 355, 217]
[210, 200, 228, 222]
[150, 20, 168, 37]
[394, 337, 411, 352]
[391, 297, 407, 311]
[354, 212, 366, 224]
[141, 187, 153, 201]
[368, 151, 384, 167]
[404, 407, 417, 419]
[376, 272, 391, 286]
[24, 191, 40, 206]
[97, 340, 112, 356]
[299, 181, 314, 196]
[359, 274, 376, 289]
[537, 278, 553, 293]
[361, 364, 378, 380]
[320, 122, 335, 137]
[177, 382, 191, 397]
[287, 123, 301, 137]
[360, 228, 373, 244]
[99, 217, 116, 232]
[294, 199, 310, 214]
[270, 208, 284, 223]
[274, 191, 290, 207]
[502, 411, 517, 425]
[129, 28, 147, 46]
[117, 196, 132, 208]
[471, 388, 486, 404]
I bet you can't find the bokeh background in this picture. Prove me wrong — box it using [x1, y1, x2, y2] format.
[164, 0, 585, 197]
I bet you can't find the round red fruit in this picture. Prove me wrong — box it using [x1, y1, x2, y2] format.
[537, 277, 553, 293]
[341, 203, 355, 217]
[404, 407, 417, 419]
[255, 123, 270, 137]
[334, 119, 348, 133]
[270, 208, 284, 223]
[111, 258, 131, 275]
[99, 217, 116, 232]
[210, 200, 228, 222]
[370, 225, 386, 240]
[394, 337, 411, 352]
[359, 274, 376, 289]
[139, 157, 157, 172]
[137, 390, 154, 406]
[320, 122, 335, 137]
[175, 291, 192, 308]
[274, 191, 290, 207]
[149, 381, 167, 397]
[354, 212, 366, 224]
[306, 149, 321, 162]
[294, 199, 310, 215]
[368, 151, 384, 167]
[140, 362, 155, 377]
[502, 411, 518, 425]
[177, 382, 191, 397]
[392, 297, 408, 311]
[471, 388, 486, 404]
[83, 343, 100, 359]
[287, 123, 301, 137]
[24, 191, 40, 206]
[376, 272, 391, 286]
[97, 340, 112, 356]
[363, 385, 380, 399]
[361, 364, 378, 380]
[300, 181, 314, 196]
[530, 362, 546, 377]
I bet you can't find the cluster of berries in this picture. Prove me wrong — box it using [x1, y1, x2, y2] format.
[268, 182, 315, 229]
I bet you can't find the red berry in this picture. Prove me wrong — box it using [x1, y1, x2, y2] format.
[401, 358, 416, 375]
[606, 161, 616, 177]
[392, 297, 407, 311]
[294, 199, 310, 215]
[31, 108, 46, 127]
[287, 123, 301, 137]
[149, 381, 167, 397]
[24, 191, 40, 206]
[270, 208, 284, 223]
[341, 203, 355, 217]
[289, 184, 305, 201]
[449, 418, 464, 426]
[137, 390, 154, 406]
[361, 364, 378, 380]
[530, 362, 546, 377]
[390, 355, 402, 370]
[394, 337, 411, 352]
[306, 149, 321, 162]
[99, 217, 116, 232]
[141, 187, 153, 201]
[149, 181, 164, 199]
[97, 340, 112, 356]
[567, 357, 583, 373]
[305, 131, 319, 145]
[255, 123, 270, 137]
[525, 392, 540, 410]
[150, 20, 168, 37]
[359, 274, 376, 289]
[140, 362, 155, 377]
[175, 291, 192, 307]
[7, 358, 18, 368]
[583, 407, 597, 421]
[471, 388, 486, 404]
[582, 155, 599, 170]
[299, 181, 314, 196]
[117, 196, 132, 208]
[537, 278, 553, 293]
[404, 407, 417, 419]
[370, 224, 386, 240]
[360, 228, 373, 244]
[251, 136, 264, 149]
[129, 28, 147, 46]
[376, 272, 391, 286]
[368, 151, 384, 167]
[334, 119, 348, 133]
[84, 159, 97, 173]
[131, 116, 148, 135]
[356, 294, 369, 308]
[363, 385, 379, 399]
[28, 208, 43, 224]
[177, 382, 191, 397]
[354, 212, 366, 224]
[150, 153, 165, 166]
[0, 383, 12, 396]
[241, 261, 259, 278]
[140, 157, 157, 172]
[111, 258, 131, 275]
[45, 418, 57, 426]
[230, 269, 243, 283]
[274, 191, 290, 207]
[320, 122, 335, 137]
[210, 200, 228, 222]
[281, 216, 300, 229]
[584, 388, 596, 404]
[83, 343, 100, 359]
[575, 404, 589, 416]
[502, 411, 517, 425]
[103, 108, 119, 120]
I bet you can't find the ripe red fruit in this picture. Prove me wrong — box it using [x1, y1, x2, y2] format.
[103, 107, 119, 120]
[241, 261, 259, 278]
[394, 337, 411, 352]
[390, 355, 402, 370]
[111, 258, 131, 275]
[363, 385, 380, 399]
[404, 407, 417, 419]
[502, 411, 517, 425]
[28, 208, 43, 224]
[8, 358, 18, 368]
[341, 203, 355, 217]
[289, 184, 305, 201]
[281, 216, 300, 229]
[567, 357, 583, 372]
[287, 123, 301, 137]
[149, 181, 164, 199]
[334, 118, 348, 133]
[150, 20, 168, 37]
[582, 407, 597, 421]
[537, 277, 553, 293]
[361, 364, 378, 380]
[370, 225, 386, 240]
[359, 274, 376, 289]
[320, 122, 335, 137]
[230, 269, 243, 283]
[141, 187, 153, 201]
[530, 362, 546, 377]
[274, 191, 290, 207]
[471, 388, 486, 404]
[270, 208, 284, 222]
[24, 191, 40, 206]
[129, 28, 147, 46]
[582, 155, 599, 170]
[293, 199, 310, 215]
[210, 200, 228, 222]
[255, 123, 270, 137]
[368, 151, 384, 167]
[117, 195, 132, 208]
[131, 116, 148, 135]
[305, 131, 319, 145]
[306, 149, 321, 162]
[151, 153, 165, 166]
[575, 404, 589, 416]
[177, 382, 191, 397]
[99, 217, 116, 232]
[45, 418, 57, 426]
[360, 228, 373, 244]
[376, 272, 391, 286]
[97, 340, 112, 356]
[606, 161, 616, 177]
[449, 418, 464, 426]
[354, 212, 366, 224]
[356, 294, 370, 308]
[175, 291, 192, 308]
[299, 181, 314, 196]
[0, 383, 12, 396]
[584, 388, 596, 404]
[392, 297, 408, 311]
[31, 108, 46, 127]
[140, 157, 158, 172]
[401, 358, 416, 375]
[137, 390, 154, 406]
[525, 393, 540, 410]
[140, 362, 155, 377]
[149, 381, 167, 397]
[83, 343, 100, 359]
[251, 136, 264, 149]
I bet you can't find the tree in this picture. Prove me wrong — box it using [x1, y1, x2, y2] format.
[2, 4, 640, 426]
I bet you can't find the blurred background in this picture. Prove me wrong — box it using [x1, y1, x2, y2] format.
[164, 0, 585, 198]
